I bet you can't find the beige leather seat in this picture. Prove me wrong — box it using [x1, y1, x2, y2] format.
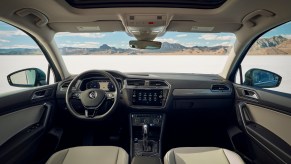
[164, 147, 244, 164]
[46, 146, 128, 164]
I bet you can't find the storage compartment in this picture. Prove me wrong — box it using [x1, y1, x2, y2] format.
[227, 126, 255, 163]
[131, 156, 162, 164]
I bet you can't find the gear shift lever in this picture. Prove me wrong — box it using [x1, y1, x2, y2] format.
[142, 124, 149, 151]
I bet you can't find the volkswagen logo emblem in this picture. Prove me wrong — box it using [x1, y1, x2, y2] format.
[88, 91, 97, 99]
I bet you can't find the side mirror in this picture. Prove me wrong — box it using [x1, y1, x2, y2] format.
[7, 68, 47, 87]
[243, 68, 282, 88]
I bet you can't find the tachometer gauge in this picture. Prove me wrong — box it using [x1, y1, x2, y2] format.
[86, 80, 100, 89]
[107, 82, 115, 91]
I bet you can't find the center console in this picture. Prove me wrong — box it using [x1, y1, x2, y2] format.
[130, 114, 164, 159]
[126, 79, 169, 164]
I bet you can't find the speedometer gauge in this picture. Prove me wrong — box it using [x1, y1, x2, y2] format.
[86, 81, 100, 89]
[107, 82, 115, 91]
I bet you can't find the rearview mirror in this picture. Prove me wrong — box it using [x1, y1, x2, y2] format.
[129, 40, 162, 49]
[243, 68, 282, 88]
[7, 68, 47, 87]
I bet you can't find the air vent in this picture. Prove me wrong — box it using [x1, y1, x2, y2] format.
[61, 81, 71, 88]
[127, 79, 145, 86]
[211, 84, 230, 92]
[149, 80, 168, 86]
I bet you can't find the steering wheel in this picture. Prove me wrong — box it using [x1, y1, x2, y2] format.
[65, 70, 120, 120]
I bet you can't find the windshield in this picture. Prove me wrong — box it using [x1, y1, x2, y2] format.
[55, 32, 236, 74]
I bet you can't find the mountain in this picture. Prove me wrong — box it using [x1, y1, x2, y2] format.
[276, 39, 291, 54]
[1, 36, 290, 55]
[99, 44, 111, 50]
[254, 35, 287, 48]
[60, 44, 135, 55]
[56, 43, 230, 55]
[0, 48, 42, 55]
[248, 36, 291, 55]
[159, 42, 186, 52]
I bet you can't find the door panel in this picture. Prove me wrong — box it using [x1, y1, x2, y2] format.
[245, 104, 291, 145]
[0, 104, 45, 145]
[233, 84, 291, 164]
[0, 84, 57, 163]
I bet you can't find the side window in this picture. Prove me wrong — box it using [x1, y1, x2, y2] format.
[236, 22, 291, 93]
[0, 21, 52, 94]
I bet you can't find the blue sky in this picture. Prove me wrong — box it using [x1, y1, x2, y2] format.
[0, 21, 290, 49]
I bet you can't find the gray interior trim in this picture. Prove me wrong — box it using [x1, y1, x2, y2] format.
[173, 89, 231, 97]
[0, 105, 45, 146]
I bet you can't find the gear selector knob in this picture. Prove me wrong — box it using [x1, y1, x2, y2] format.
[142, 124, 150, 151]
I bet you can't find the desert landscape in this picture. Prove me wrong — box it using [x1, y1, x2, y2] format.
[0, 36, 290, 56]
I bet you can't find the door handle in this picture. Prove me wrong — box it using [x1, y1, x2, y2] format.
[243, 90, 258, 99]
[32, 90, 47, 100]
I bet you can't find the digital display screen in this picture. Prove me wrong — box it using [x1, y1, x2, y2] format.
[132, 89, 163, 106]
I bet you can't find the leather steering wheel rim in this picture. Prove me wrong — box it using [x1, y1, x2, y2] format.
[65, 70, 120, 120]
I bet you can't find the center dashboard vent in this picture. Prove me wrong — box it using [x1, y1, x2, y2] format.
[126, 79, 145, 86]
[149, 80, 168, 86]
[126, 79, 169, 87]
[211, 84, 230, 92]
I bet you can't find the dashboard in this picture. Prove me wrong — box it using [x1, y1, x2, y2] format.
[57, 71, 233, 111]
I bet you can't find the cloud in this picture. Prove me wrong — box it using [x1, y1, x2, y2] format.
[214, 42, 232, 46]
[56, 32, 106, 38]
[110, 43, 128, 48]
[216, 35, 235, 40]
[0, 30, 26, 37]
[176, 34, 188, 38]
[282, 35, 291, 39]
[155, 38, 178, 43]
[59, 41, 100, 48]
[198, 34, 216, 40]
[2, 44, 38, 49]
[0, 39, 10, 43]
[199, 34, 235, 41]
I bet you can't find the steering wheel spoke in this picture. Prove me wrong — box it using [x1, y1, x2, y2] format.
[70, 91, 82, 99]
[105, 92, 116, 100]
[85, 109, 98, 118]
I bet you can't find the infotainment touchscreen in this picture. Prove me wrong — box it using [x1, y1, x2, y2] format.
[132, 89, 163, 106]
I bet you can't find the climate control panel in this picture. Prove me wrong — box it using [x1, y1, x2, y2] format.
[131, 114, 163, 127]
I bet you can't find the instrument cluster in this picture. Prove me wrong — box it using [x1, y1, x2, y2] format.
[80, 78, 122, 91]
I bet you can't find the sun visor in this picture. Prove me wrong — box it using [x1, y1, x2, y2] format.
[167, 21, 242, 33]
[49, 21, 125, 32]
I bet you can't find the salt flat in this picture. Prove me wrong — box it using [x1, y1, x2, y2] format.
[0, 55, 290, 94]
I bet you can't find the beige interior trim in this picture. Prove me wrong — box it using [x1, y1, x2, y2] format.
[46, 146, 129, 164]
[164, 147, 244, 164]
[49, 21, 125, 32]
[246, 104, 291, 145]
[167, 21, 242, 32]
[0, 105, 44, 146]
